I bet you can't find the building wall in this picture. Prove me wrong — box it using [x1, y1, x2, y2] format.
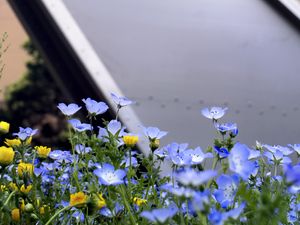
[0, 0, 29, 101]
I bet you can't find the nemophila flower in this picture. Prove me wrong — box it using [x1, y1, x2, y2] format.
[4, 138, 21, 147]
[201, 107, 228, 120]
[13, 127, 38, 141]
[94, 163, 126, 186]
[228, 143, 256, 180]
[111, 92, 134, 107]
[175, 168, 217, 186]
[263, 144, 293, 156]
[190, 190, 210, 212]
[97, 127, 109, 142]
[57, 103, 81, 116]
[70, 192, 88, 208]
[75, 144, 92, 154]
[0, 146, 15, 166]
[165, 142, 190, 165]
[160, 184, 195, 198]
[140, 204, 178, 223]
[288, 144, 300, 155]
[214, 174, 239, 208]
[20, 184, 32, 194]
[100, 203, 124, 217]
[121, 155, 138, 168]
[143, 126, 168, 140]
[215, 123, 237, 134]
[185, 147, 213, 165]
[107, 120, 122, 135]
[264, 150, 292, 165]
[123, 135, 139, 147]
[49, 150, 73, 163]
[82, 98, 109, 115]
[284, 164, 300, 185]
[35, 146, 51, 159]
[154, 147, 169, 159]
[0, 121, 10, 133]
[248, 149, 261, 159]
[68, 119, 92, 132]
[214, 146, 229, 159]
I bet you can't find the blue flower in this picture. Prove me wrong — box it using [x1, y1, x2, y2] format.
[190, 191, 210, 212]
[97, 127, 109, 142]
[82, 98, 109, 115]
[94, 163, 126, 186]
[49, 150, 74, 163]
[201, 107, 228, 120]
[228, 143, 256, 180]
[215, 123, 237, 133]
[13, 127, 38, 141]
[160, 183, 195, 198]
[185, 147, 213, 165]
[214, 174, 239, 208]
[100, 203, 124, 217]
[140, 204, 178, 223]
[284, 164, 300, 185]
[288, 144, 300, 155]
[263, 144, 293, 156]
[143, 126, 168, 140]
[68, 119, 92, 132]
[174, 168, 217, 186]
[75, 144, 92, 154]
[264, 150, 291, 165]
[214, 146, 229, 159]
[111, 92, 134, 107]
[107, 120, 123, 136]
[57, 103, 81, 116]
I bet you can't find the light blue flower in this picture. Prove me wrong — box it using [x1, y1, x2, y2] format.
[140, 204, 178, 223]
[97, 127, 109, 142]
[57, 103, 81, 116]
[185, 147, 213, 165]
[111, 92, 134, 107]
[75, 144, 92, 154]
[94, 163, 126, 186]
[264, 150, 292, 165]
[288, 144, 300, 155]
[214, 174, 239, 208]
[82, 98, 109, 115]
[263, 144, 293, 156]
[100, 203, 124, 217]
[228, 143, 256, 180]
[160, 183, 195, 198]
[215, 123, 237, 133]
[174, 168, 217, 186]
[13, 127, 38, 140]
[284, 164, 300, 186]
[68, 119, 92, 132]
[201, 107, 228, 120]
[107, 120, 122, 135]
[143, 126, 168, 140]
[190, 190, 210, 212]
[49, 150, 74, 163]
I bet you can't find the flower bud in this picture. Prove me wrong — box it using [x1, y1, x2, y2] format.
[25, 203, 34, 212]
[0, 146, 15, 166]
[11, 208, 20, 222]
[0, 121, 10, 134]
[149, 139, 160, 151]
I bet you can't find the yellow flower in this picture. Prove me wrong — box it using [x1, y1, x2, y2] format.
[39, 205, 49, 215]
[11, 208, 20, 222]
[0, 121, 10, 134]
[35, 146, 51, 159]
[70, 192, 87, 208]
[9, 182, 18, 191]
[93, 193, 106, 209]
[20, 184, 32, 194]
[4, 138, 21, 147]
[0, 185, 6, 191]
[133, 197, 147, 206]
[18, 162, 34, 177]
[0, 146, 15, 166]
[25, 136, 32, 145]
[123, 135, 139, 147]
[19, 198, 25, 211]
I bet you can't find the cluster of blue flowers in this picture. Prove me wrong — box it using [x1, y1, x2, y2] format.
[1, 94, 300, 224]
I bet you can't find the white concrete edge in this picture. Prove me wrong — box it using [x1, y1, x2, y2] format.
[40, 0, 149, 154]
[278, 0, 300, 20]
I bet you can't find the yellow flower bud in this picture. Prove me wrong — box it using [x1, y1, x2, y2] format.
[0, 146, 15, 166]
[18, 162, 34, 177]
[133, 197, 147, 206]
[70, 192, 87, 208]
[9, 182, 18, 191]
[19, 198, 25, 211]
[20, 184, 32, 194]
[0, 121, 10, 134]
[149, 139, 160, 151]
[93, 193, 106, 209]
[35, 146, 51, 159]
[4, 138, 21, 147]
[123, 135, 139, 147]
[11, 208, 20, 222]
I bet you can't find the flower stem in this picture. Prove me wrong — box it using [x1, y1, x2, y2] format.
[119, 185, 136, 225]
[45, 205, 72, 225]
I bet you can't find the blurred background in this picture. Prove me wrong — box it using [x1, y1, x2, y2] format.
[1, 0, 300, 151]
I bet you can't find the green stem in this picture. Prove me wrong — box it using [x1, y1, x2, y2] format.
[0, 190, 17, 211]
[45, 205, 72, 225]
[206, 157, 219, 189]
[119, 185, 136, 225]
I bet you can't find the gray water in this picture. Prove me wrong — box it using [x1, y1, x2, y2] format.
[63, 0, 300, 149]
